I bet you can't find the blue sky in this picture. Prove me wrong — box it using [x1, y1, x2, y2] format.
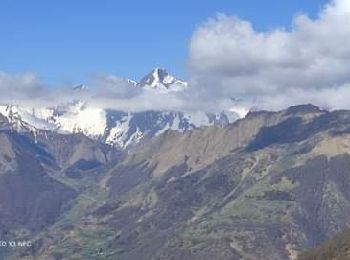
[0, 0, 328, 85]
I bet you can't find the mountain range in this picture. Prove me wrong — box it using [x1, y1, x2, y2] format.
[2, 103, 350, 259]
[0, 68, 242, 150]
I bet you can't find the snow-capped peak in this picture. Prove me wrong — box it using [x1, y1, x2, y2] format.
[137, 68, 188, 91]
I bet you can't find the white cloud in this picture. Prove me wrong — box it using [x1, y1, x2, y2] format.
[0, 72, 40, 95]
[189, 0, 350, 111]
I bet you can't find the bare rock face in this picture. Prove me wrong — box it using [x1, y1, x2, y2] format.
[124, 105, 324, 177]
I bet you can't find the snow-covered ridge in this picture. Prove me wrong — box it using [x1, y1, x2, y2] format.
[0, 102, 106, 137]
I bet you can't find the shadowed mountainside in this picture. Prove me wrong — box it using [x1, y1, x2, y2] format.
[0, 116, 119, 259]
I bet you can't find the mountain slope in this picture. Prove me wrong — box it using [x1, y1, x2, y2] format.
[0, 117, 122, 259]
[298, 229, 350, 260]
[8, 104, 350, 260]
[0, 130, 78, 259]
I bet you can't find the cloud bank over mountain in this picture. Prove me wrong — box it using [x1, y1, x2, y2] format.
[1, 0, 350, 113]
[189, 0, 350, 111]
[0, 70, 192, 112]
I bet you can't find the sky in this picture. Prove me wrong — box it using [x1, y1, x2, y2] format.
[0, 0, 328, 85]
[1, 0, 350, 114]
